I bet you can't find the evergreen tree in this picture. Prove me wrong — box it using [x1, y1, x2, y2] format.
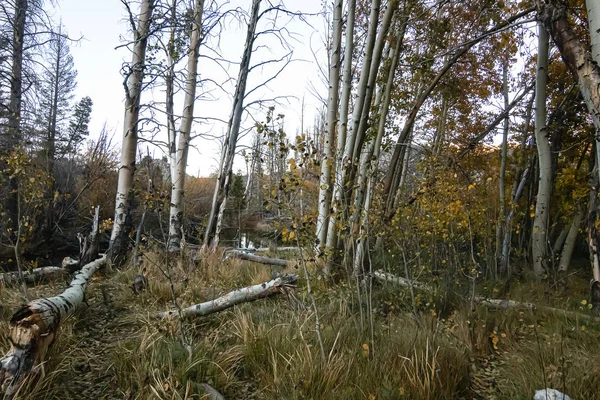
[61, 96, 93, 156]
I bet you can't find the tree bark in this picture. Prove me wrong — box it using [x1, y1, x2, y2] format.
[496, 59, 510, 271]
[558, 205, 585, 272]
[324, 0, 356, 273]
[0, 256, 107, 396]
[168, 0, 205, 252]
[158, 274, 298, 319]
[224, 250, 291, 267]
[540, 1, 600, 183]
[108, 0, 155, 264]
[532, 22, 551, 280]
[500, 166, 530, 275]
[204, 0, 261, 251]
[315, 0, 343, 252]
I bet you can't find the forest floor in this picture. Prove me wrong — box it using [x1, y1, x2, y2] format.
[1, 250, 600, 399]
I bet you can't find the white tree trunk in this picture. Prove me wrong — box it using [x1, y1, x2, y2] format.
[224, 250, 291, 267]
[158, 274, 298, 319]
[532, 22, 551, 280]
[558, 206, 585, 272]
[323, 0, 380, 273]
[324, 0, 356, 271]
[496, 59, 510, 270]
[587, 0, 600, 66]
[315, 0, 343, 252]
[204, 0, 261, 251]
[0, 256, 107, 396]
[109, 0, 155, 262]
[168, 0, 205, 252]
[353, 21, 406, 276]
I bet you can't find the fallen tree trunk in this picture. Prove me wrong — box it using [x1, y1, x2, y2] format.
[224, 250, 291, 267]
[0, 266, 67, 286]
[158, 274, 298, 319]
[373, 270, 599, 321]
[0, 255, 107, 396]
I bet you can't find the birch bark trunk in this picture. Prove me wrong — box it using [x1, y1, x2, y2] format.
[168, 0, 205, 252]
[158, 274, 298, 319]
[532, 22, 551, 280]
[558, 206, 585, 272]
[108, 0, 155, 263]
[204, 0, 261, 251]
[324, 0, 356, 272]
[315, 0, 343, 252]
[322, 0, 381, 273]
[0, 256, 108, 396]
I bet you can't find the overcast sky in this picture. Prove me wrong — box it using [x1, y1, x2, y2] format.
[54, 0, 327, 177]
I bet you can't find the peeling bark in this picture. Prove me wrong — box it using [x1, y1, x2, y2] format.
[158, 274, 298, 319]
[0, 255, 107, 396]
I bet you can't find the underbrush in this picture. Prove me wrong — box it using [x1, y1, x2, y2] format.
[1, 249, 599, 399]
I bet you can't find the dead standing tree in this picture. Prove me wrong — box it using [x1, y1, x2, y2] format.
[202, 0, 300, 251]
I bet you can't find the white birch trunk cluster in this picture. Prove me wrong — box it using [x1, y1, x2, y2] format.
[167, 0, 205, 252]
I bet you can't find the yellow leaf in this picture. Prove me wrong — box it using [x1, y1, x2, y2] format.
[289, 231, 295, 240]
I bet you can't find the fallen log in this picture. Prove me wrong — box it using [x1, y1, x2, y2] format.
[0, 255, 107, 397]
[158, 273, 298, 319]
[224, 250, 291, 267]
[0, 267, 67, 286]
[373, 269, 599, 321]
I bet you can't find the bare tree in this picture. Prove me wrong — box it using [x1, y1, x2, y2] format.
[108, 0, 156, 263]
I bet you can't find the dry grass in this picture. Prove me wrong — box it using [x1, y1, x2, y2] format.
[1, 249, 600, 399]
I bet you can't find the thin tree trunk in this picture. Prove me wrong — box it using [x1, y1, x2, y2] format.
[353, 20, 406, 276]
[558, 205, 585, 272]
[496, 59, 510, 271]
[500, 166, 530, 275]
[168, 0, 205, 252]
[532, 22, 551, 280]
[316, 0, 343, 252]
[108, 0, 155, 263]
[324, 0, 356, 272]
[3, 0, 27, 237]
[0, 256, 107, 396]
[204, 0, 261, 251]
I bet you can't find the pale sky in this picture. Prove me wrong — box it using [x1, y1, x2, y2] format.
[54, 0, 327, 177]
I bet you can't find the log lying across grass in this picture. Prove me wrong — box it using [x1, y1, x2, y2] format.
[224, 249, 291, 267]
[0, 267, 67, 286]
[373, 270, 599, 321]
[0, 255, 107, 396]
[158, 273, 298, 319]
